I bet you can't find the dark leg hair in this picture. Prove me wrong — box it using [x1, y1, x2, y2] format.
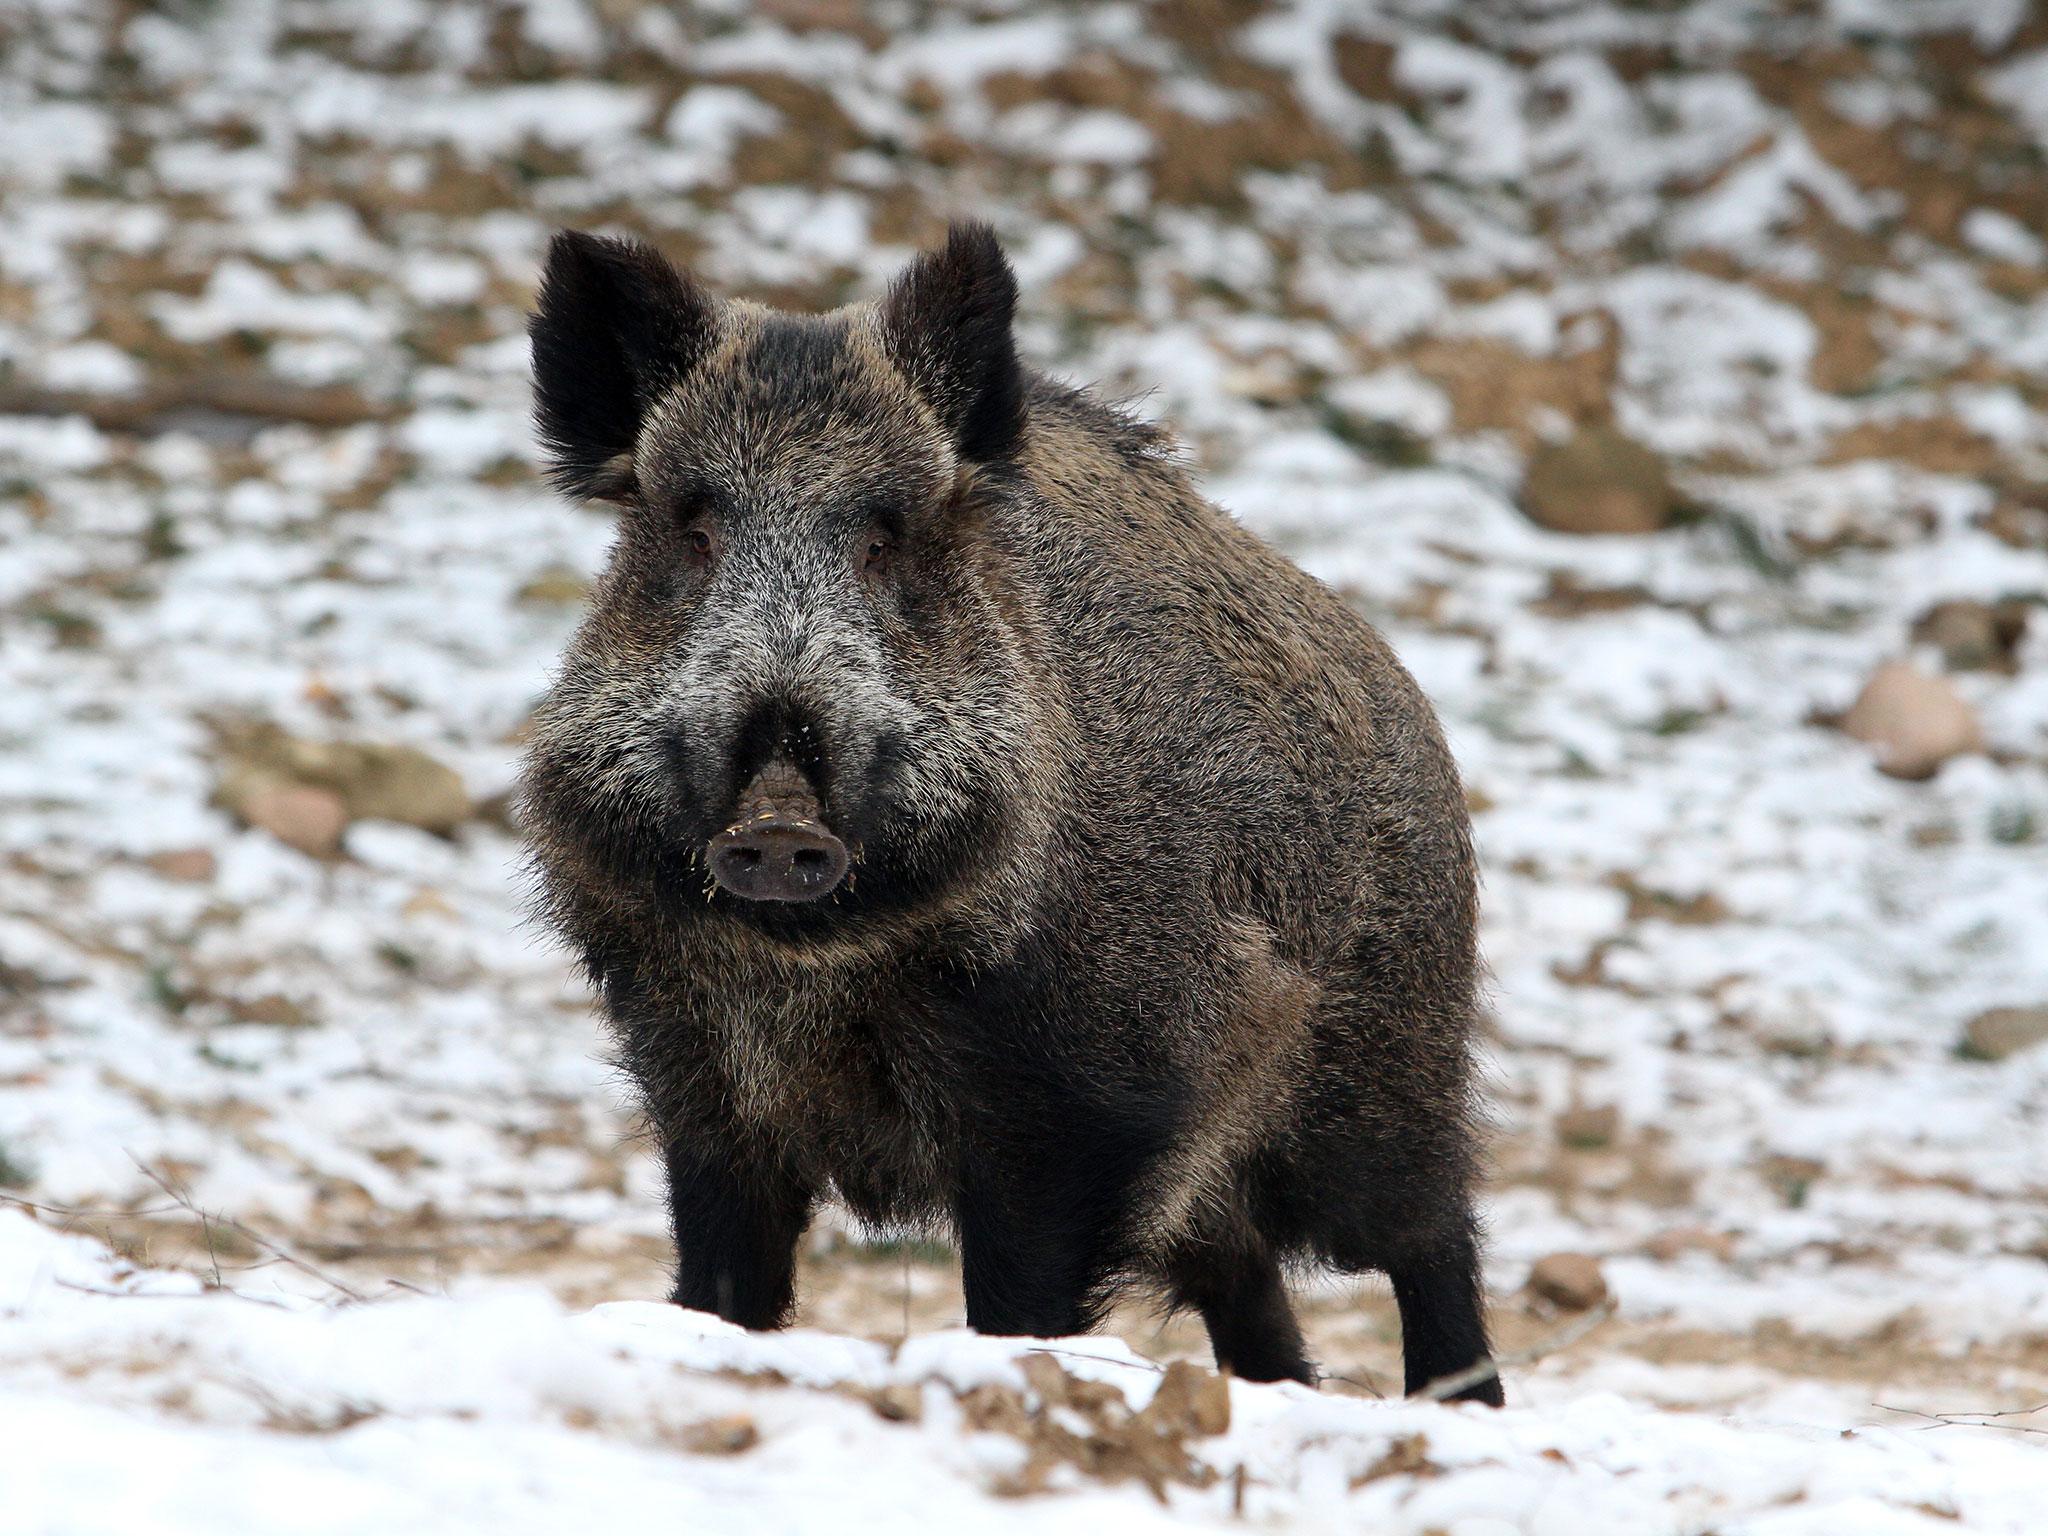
[663, 1136, 814, 1330]
[1165, 1233, 1315, 1385]
[953, 1134, 1135, 1338]
[1388, 1225, 1502, 1405]
[942, 960, 1194, 1339]
[956, 1207, 1095, 1337]
[950, 1075, 1187, 1338]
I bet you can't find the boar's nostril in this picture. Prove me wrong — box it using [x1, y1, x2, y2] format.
[707, 818, 849, 903]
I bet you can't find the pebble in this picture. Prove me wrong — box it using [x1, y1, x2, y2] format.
[1836, 660, 1982, 780]
[1527, 1251, 1609, 1311]
[237, 780, 349, 860]
[1521, 426, 1677, 535]
[1960, 1005, 2048, 1061]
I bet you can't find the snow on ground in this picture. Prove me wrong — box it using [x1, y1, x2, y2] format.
[7, 1207, 2047, 1535]
[2, 0, 2046, 1529]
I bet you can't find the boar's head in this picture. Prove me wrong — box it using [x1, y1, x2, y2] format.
[520, 223, 1047, 944]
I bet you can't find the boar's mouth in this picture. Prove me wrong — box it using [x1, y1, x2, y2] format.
[706, 760, 850, 903]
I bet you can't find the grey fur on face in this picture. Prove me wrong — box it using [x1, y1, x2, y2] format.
[526, 280, 1040, 927]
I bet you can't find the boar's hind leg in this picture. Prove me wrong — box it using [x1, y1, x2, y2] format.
[1164, 1233, 1314, 1385]
[663, 1137, 813, 1330]
[1387, 1225, 1503, 1406]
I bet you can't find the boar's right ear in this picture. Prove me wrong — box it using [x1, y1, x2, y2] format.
[529, 230, 716, 502]
[878, 222, 1025, 463]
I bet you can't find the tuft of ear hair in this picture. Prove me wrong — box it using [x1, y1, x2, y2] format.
[878, 222, 1025, 463]
[529, 230, 716, 502]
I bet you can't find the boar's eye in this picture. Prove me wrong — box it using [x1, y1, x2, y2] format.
[684, 524, 715, 569]
[861, 533, 893, 575]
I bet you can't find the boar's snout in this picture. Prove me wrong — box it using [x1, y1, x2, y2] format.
[707, 762, 849, 903]
[709, 820, 847, 902]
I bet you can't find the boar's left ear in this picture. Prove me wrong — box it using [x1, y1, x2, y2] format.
[878, 222, 1025, 462]
[530, 229, 716, 502]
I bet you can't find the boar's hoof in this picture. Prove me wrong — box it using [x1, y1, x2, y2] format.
[708, 816, 849, 902]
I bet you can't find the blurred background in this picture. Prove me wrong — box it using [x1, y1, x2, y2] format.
[2, 0, 2046, 1417]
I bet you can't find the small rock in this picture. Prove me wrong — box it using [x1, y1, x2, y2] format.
[1555, 1103, 1620, 1150]
[228, 992, 312, 1028]
[146, 847, 217, 883]
[1960, 1005, 2048, 1061]
[1836, 660, 1982, 780]
[760, 0, 871, 37]
[1526, 1251, 1609, 1311]
[679, 1413, 758, 1455]
[223, 727, 472, 835]
[515, 568, 591, 606]
[1221, 363, 1310, 407]
[1644, 1225, 1736, 1263]
[1520, 426, 1677, 536]
[230, 776, 349, 860]
[307, 742, 470, 834]
[1911, 599, 2028, 674]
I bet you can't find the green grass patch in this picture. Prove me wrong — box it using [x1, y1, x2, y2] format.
[0, 1137, 34, 1190]
[844, 1237, 955, 1266]
[1989, 801, 2038, 845]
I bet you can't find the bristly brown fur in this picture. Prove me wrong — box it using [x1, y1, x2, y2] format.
[519, 220, 1503, 1403]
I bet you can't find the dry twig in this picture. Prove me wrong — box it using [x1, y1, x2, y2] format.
[0, 1193, 185, 1222]
[126, 1154, 371, 1304]
[1024, 1344, 1167, 1376]
[1873, 1402, 2048, 1437]
[55, 1276, 293, 1310]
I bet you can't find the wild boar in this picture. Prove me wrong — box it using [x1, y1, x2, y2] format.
[520, 222, 1502, 1402]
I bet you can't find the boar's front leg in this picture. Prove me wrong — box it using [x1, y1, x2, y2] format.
[952, 1072, 1179, 1339]
[954, 1148, 1121, 1338]
[662, 1134, 814, 1330]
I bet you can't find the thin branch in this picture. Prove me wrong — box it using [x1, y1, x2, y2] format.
[1023, 1345, 1168, 1375]
[126, 1154, 370, 1305]
[0, 1193, 187, 1222]
[54, 1277, 293, 1310]
[1411, 1297, 1618, 1403]
[1880, 1401, 2048, 1421]
[1873, 1402, 2048, 1437]
[1327, 1371, 1388, 1399]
